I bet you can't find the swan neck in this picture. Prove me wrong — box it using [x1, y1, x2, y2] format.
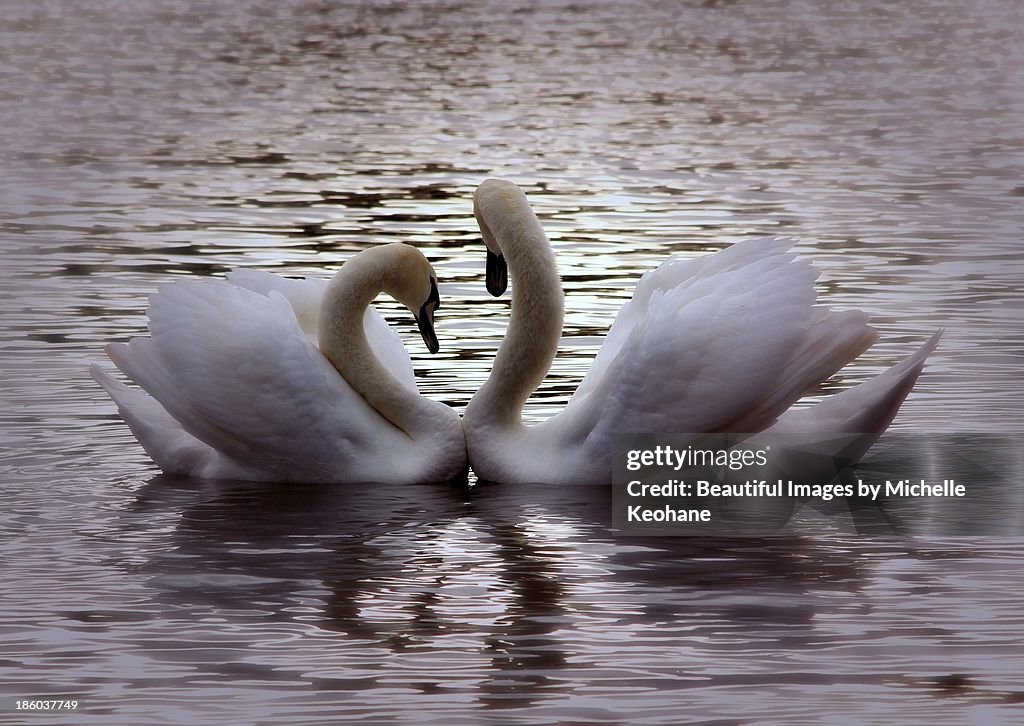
[318, 251, 432, 438]
[472, 204, 564, 428]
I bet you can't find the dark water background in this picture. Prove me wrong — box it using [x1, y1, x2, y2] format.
[2, 1, 1023, 723]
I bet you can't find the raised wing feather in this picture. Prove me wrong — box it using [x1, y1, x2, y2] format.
[573, 238, 797, 402]
[227, 268, 326, 338]
[557, 238, 869, 446]
[108, 278, 404, 481]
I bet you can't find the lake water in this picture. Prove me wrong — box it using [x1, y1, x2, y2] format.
[2, 0, 1023, 723]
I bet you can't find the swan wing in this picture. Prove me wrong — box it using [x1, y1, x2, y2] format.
[574, 238, 799, 401]
[226, 268, 327, 337]
[104, 278, 401, 481]
[565, 238, 853, 440]
[227, 268, 417, 391]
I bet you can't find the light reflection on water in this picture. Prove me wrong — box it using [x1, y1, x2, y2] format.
[2, 0, 1023, 723]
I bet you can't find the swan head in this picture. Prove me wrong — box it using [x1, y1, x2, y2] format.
[381, 243, 442, 354]
[474, 179, 524, 297]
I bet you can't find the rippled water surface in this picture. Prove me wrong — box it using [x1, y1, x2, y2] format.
[3, 1, 1023, 723]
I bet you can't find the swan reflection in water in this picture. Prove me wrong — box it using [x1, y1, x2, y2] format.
[122, 476, 878, 709]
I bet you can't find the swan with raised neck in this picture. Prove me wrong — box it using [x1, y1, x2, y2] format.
[464, 180, 582, 482]
[467, 180, 565, 430]
[463, 179, 938, 485]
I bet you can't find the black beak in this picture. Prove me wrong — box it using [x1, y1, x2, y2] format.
[415, 278, 441, 354]
[486, 248, 507, 296]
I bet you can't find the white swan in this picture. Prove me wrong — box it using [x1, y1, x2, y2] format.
[464, 179, 939, 484]
[91, 243, 466, 484]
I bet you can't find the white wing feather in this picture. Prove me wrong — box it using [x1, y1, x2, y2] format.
[99, 274, 415, 481]
[557, 238, 878, 448]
